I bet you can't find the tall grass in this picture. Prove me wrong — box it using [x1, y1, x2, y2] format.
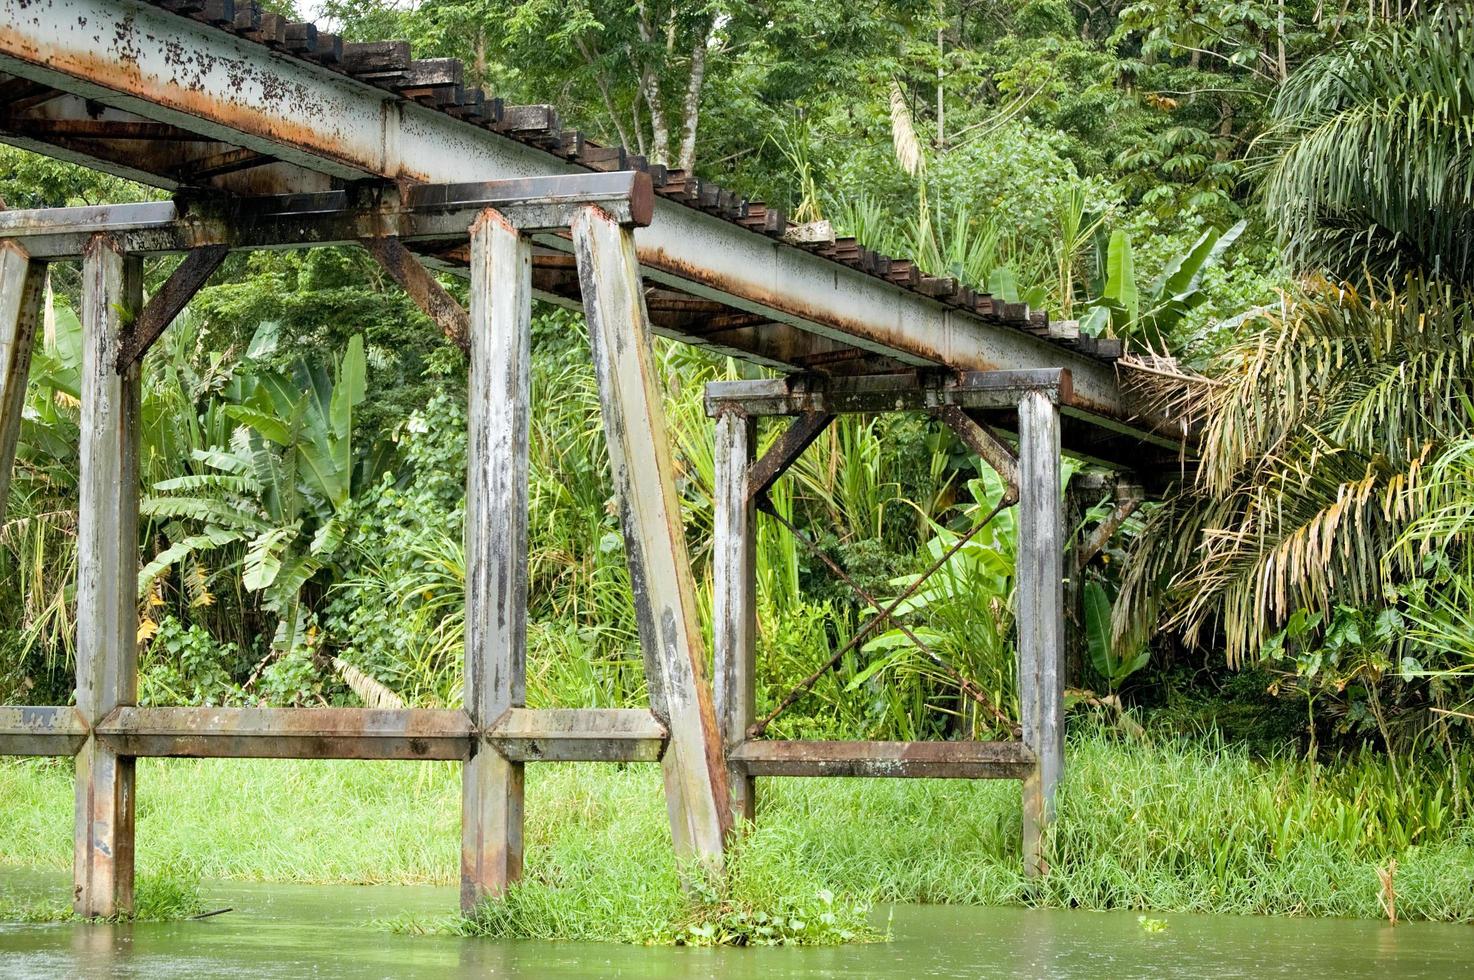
[3, 729, 1471, 934]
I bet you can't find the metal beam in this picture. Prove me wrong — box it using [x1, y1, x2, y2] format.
[0, 173, 654, 259]
[461, 207, 532, 909]
[572, 205, 731, 869]
[713, 411, 758, 826]
[361, 235, 470, 354]
[728, 740, 1036, 779]
[0, 242, 43, 524]
[1017, 389, 1064, 877]
[94, 706, 474, 759]
[73, 234, 141, 919]
[486, 708, 667, 763]
[0, 705, 88, 756]
[0, 0, 1155, 441]
[118, 244, 229, 367]
[747, 410, 833, 503]
[706, 370, 1074, 418]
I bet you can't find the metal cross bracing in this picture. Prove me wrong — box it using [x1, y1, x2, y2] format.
[0, 0, 1186, 473]
[706, 371, 1066, 877]
[0, 173, 733, 918]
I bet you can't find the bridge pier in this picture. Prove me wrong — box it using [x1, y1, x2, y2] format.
[705, 371, 1067, 875]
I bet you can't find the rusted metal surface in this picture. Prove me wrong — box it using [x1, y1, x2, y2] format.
[705, 369, 1071, 418]
[0, 241, 43, 525]
[117, 244, 228, 367]
[1075, 483, 1144, 571]
[747, 410, 833, 503]
[934, 404, 1019, 504]
[0, 0, 1174, 456]
[572, 204, 731, 869]
[713, 411, 758, 825]
[94, 707, 474, 759]
[728, 740, 1036, 779]
[486, 708, 667, 763]
[73, 235, 141, 919]
[461, 207, 531, 909]
[361, 235, 470, 354]
[1016, 389, 1065, 877]
[0, 173, 654, 259]
[0, 705, 88, 756]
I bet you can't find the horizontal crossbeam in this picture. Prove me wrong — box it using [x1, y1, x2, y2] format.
[0, 705, 88, 756]
[728, 739, 1036, 779]
[486, 708, 668, 762]
[0, 172, 653, 259]
[94, 706, 475, 760]
[705, 370, 1074, 418]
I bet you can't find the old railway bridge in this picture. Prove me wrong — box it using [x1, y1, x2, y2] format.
[0, 0, 1181, 916]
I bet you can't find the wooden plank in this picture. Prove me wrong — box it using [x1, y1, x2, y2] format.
[1016, 388, 1064, 877]
[747, 410, 832, 503]
[461, 208, 532, 911]
[0, 242, 44, 525]
[116, 244, 228, 367]
[705, 370, 1071, 418]
[93, 707, 473, 760]
[360, 236, 470, 354]
[0, 705, 88, 756]
[73, 235, 141, 918]
[713, 410, 758, 825]
[571, 205, 730, 870]
[729, 740, 1035, 779]
[486, 708, 667, 762]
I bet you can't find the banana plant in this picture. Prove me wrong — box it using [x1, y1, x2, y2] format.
[141, 334, 381, 654]
[1080, 219, 1246, 353]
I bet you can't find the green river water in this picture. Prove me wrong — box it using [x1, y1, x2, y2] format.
[2, 871, 1472, 978]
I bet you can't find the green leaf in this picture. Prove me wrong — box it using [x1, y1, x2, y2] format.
[243, 525, 296, 591]
[1103, 230, 1138, 328]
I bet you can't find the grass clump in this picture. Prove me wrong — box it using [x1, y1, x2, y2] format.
[0, 872, 205, 923]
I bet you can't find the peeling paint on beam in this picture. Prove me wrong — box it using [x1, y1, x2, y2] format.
[94, 706, 474, 759]
[0, 705, 88, 756]
[728, 740, 1036, 779]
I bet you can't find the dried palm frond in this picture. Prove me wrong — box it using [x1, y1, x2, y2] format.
[1116, 275, 1474, 665]
[332, 657, 405, 710]
[888, 80, 925, 178]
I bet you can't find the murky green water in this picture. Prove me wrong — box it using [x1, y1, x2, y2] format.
[2, 871, 1472, 978]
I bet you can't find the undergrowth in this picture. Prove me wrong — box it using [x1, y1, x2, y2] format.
[2, 729, 1472, 943]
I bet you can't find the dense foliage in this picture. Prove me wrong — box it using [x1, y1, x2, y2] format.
[1, 2, 1469, 804]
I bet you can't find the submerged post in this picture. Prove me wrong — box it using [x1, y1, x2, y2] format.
[461, 209, 532, 911]
[713, 410, 758, 826]
[0, 242, 44, 523]
[1016, 387, 1064, 876]
[571, 205, 731, 869]
[73, 235, 142, 917]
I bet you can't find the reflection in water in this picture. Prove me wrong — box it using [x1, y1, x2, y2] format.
[2, 871, 1472, 980]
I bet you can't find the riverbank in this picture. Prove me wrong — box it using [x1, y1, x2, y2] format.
[2, 731, 1471, 942]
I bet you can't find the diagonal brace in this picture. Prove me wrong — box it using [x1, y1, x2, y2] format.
[933, 404, 1019, 504]
[116, 244, 229, 369]
[747, 410, 832, 503]
[361, 235, 471, 355]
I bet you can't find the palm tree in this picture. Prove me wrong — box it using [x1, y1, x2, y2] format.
[1117, 7, 1474, 669]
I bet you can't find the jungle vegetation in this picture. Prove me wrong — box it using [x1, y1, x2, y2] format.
[2, 0, 1472, 935]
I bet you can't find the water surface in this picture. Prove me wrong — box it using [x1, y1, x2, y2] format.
[2, 871, 1471, 978]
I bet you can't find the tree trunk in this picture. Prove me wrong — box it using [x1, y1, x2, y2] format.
[676, 24, 711, 172]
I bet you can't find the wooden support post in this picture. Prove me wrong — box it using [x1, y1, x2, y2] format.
[460, 209, 531, 912]
[713, 410, 757, 826]
[571, 205, 730, 870]
[0, 242, 44, 524]
[1016, 388, 1064, 877]
[73, 236, 142, 918]
[115, 244, 228, 368]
